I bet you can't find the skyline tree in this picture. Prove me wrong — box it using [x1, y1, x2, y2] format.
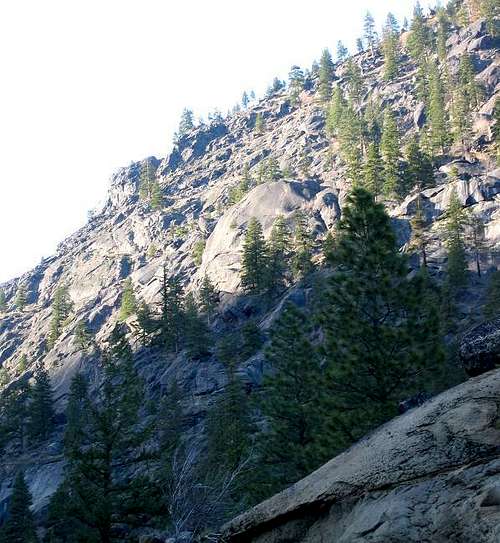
[318, 48, 335, 102]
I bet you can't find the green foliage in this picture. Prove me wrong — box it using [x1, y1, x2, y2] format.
[177, 108, 195, 139]
[480, 0, 499, 36]
[325, 86, 346, 137]
[380, 109, 401, 197]
[139, 160, 162, 210]
[0, 472, 38, 543]
[436, 8, 450, 61]
[458, 53, 480, 109]
[403, 136, 434, 193]
[291, 212, 314, 279]
[147, 243, 158, 259]
[241, 218, 268, 294]
[363, 11, 378, 56]
[410, 195, 429, 268]
[28, 367, 54, 443]
[363, 142, 383, 196]
[0, 289, 5, 311]
[407, 2, 429, 65]
[61, 338, 158, 542]
[0, 380, 30, 452]
[483, 270, 500, 319]
[192, 239, 206, 266]
[199, 275, 219, 324]
[427, 64, 450, 154]
[183, 293, 212, 360]
[74, 320, 92, 351]
[288, 65, 304, 105]
[48, 285, 73, 349]
[338, 103, 363, 182]
[255, 303, 327, 498]
[318, 48, 334, 102]
[345, 58, 363, 105]
[228, 169, 252, 204]
[336, 41, 348, 62]
[382, 13, 400, 81]
[118, 277, 137, 322]
[321, 188, 444, 443]
[254, 112, 264, 134]
[442, 190, 469, 289]
[159, 271, 184, 352]
[15, 284, 27, 310]
[136, 301, 155, 346]
[267, 216, 291, 294]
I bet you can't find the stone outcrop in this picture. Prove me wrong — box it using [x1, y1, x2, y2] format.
[222, 369, 500, 543]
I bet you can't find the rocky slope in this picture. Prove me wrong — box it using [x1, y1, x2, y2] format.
[0, 9, 498, 531]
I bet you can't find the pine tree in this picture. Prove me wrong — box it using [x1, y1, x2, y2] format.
[483, 270, 500, 319]
[336, 41, 348, 62]
[256, 303, 327, 497]
[159, 270, 184, 352]
[458, 53, 480, 110]
[28, 367, 54, 443]
[410, 195, 429, 268]
[136, 301, 156, 346]
[254, 112, 264, 134]
[338, 104, 363, 181]
[0, 289, 5, 311]
[480, 0, 499, 36]
[267, 216, 291, 295]
[345, 58, 363, 106]
[380, 109, 401, 197]
[451, 89, 473, 154]
[325, 86, 346, 137]
[466, 213, 486, 277]
[183, 293, 211, 359]
[61, 344, 158, 542]
[0, 472, 38, 543]
[407, 2, 429, 65]
[318, 48, 335, 102]
[241, 91, 250, 108]
[291, 212, 314, 279]
[288, 65, 304, 105]
[436, 8, 450, 61]
[199, 275, 219, 324]
[48, 285, 73, 349]
[15, 284, 27, 310]
[74, 319, 92, 351]
[118, 277, 137, 322]
[0, 381, 30, 452]
[363, 12, 378, 57]
[177, 108, 195, 138]
[403, 136, 434, 193]
[428, 64, 450, 155]
[443, 190, 468, 289]
[321, 188, 444, 444]
[382, 13, 400, 81]
[363, 142, 383, 196]
[241, 218, 268, 294]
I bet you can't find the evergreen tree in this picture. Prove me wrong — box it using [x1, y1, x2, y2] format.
[199, 275, 219, 324]
[28, 367, 54, 443]
[325, 86, 346, 137]
[443, 190, 468, 289]
[338, 104, 363, 181]
[183, 293, 211, 359]
[136, 301, 155, 346]
[241, 218, 268, 294]
[0, 381, 30, 452]
[483, 270, 500, 319]
[118, 278, 137, 322]
[363, 142, 383, 196]
[451, 89, 473, 154]
[177, 108, 195, 138]
[291, 212, 314, 279]
[0, 472, 38, 543]
[318, 48, 335, 102]
[363, 12, 378, 57]
[0, 288, 5, 311]
[380, 109, 401, 197]
[356, 37, 364, 54]
[382, 13, 400, 81]
[159, 271, 184, 352]
[436, 8, 450, 61]
[345, 58, 363, 106]
[256, 303, 326, 497]
[254, 112, 264, 134]
[74, 319, 92, 351]
[403, 136, 434, 193]
[241, 91, 249, 108]
[48, 285, 73, 349]
[336, 41, 348, 62]
[267, 216, 291, 295]
[61, 345, 158, 542]
[288, 65, 304, 105]
[407, 2, 429, 65]
[466, 213, 486, 277]
[428, 64, 450, 154]
[15, 284, 27, 310]
[321, 188, 444, 444]
[480, 0, 499, 36]
[410, 195, 429, 268]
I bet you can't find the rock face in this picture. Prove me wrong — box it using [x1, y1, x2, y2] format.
[222, 369, 500, 543]
[460, 317, 500, 376]
[0, 10, 498, 534]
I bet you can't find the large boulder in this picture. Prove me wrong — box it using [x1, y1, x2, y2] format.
[460, 317, 500, 376]
[222, 370, 500, 542]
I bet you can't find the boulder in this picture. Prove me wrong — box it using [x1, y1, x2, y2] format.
[222, 370, 500, 542]
[460, 317, 500, 376]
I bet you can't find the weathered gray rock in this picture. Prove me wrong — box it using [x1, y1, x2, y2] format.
[222, 370, 500, 543]
[460, 317, 500, 376]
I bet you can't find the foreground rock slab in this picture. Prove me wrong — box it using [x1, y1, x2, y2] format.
[222, 370, 500, 542]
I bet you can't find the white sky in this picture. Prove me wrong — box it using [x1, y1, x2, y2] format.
[0, 0, 432, 283]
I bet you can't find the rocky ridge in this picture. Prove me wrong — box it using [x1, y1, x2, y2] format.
[0, 11, 498, 530]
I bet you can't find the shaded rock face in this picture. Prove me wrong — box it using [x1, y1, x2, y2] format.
[460, 317, 500, 376]
[222, 370, 500, 543]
